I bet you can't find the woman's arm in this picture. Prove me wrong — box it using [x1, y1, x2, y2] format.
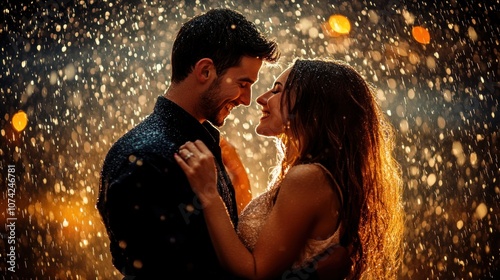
[175, 140, 342, 279]
[174, 140, 259, 277]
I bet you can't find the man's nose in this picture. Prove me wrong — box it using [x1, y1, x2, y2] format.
[239, 89, 252, 106]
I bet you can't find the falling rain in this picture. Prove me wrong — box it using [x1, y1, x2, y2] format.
[0, 0, 499, 279]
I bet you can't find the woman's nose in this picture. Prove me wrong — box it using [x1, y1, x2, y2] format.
[256, 91, 271, 106]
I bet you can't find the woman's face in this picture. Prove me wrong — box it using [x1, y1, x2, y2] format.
[255, 67, 291, 137]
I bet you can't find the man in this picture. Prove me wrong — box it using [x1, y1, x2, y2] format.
[97, 8, 279, 279]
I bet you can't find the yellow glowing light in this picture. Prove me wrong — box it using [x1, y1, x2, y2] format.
[328, 14, 351, 36]
[12, 110, 28, 132]
[412, 26, 431, 44]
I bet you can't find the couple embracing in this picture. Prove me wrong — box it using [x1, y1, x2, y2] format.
[97, 8, 403, 280]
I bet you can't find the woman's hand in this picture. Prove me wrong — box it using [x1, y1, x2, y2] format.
[174, 140, 219, 206]
[175, 140, 256, 277]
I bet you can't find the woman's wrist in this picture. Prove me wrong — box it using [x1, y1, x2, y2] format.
[197, 191, 224, 210]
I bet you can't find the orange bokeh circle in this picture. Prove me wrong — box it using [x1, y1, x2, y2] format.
[412, 26, 431, 44]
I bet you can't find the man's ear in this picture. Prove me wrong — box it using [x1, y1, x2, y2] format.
[193, 58, 215, 83]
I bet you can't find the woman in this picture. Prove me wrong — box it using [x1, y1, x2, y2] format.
[174, 59, 404, 279]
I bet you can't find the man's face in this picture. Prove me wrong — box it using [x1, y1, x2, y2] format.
[200, 56, 263, 127]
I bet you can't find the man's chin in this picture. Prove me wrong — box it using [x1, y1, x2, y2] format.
[208, 117, 225, 127]
[211, 112, 230, 127]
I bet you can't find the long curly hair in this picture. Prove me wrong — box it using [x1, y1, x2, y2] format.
[269, 59, 404, 279]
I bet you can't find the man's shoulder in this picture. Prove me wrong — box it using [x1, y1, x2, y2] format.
[109, 115, 180, 155]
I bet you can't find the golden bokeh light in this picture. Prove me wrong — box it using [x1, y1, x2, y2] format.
[0, 1, 497, 279]
[12, 110, 28, 132]
[412, 26, 431, 44]
[323, 14, 351, 37]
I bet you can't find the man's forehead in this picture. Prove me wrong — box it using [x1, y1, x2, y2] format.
[229, 57, 263, 80]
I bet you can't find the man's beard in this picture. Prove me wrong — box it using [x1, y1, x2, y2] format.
[200, 77, 226, 127]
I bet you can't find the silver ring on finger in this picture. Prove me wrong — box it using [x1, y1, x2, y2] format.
[184, 152, 195, 161]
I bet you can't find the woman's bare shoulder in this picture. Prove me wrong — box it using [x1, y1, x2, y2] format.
[285, 164, 330, 183]
[279, 164, 334, 196]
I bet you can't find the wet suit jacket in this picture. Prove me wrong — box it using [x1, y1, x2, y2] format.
[97, 96, 239, 279]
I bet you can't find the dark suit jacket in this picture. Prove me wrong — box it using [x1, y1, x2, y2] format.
[97, 96, 239, 279]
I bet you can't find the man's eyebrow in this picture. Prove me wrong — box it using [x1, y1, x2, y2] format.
[238, 77, 257, 84]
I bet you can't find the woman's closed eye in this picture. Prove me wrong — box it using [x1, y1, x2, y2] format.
[239, 82, 250, 89]
[270, 83, 283, 94]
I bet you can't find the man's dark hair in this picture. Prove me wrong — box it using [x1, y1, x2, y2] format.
[171, 8, 280, 83]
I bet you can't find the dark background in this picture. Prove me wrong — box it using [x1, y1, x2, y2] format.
[1, 0, 499, 279]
